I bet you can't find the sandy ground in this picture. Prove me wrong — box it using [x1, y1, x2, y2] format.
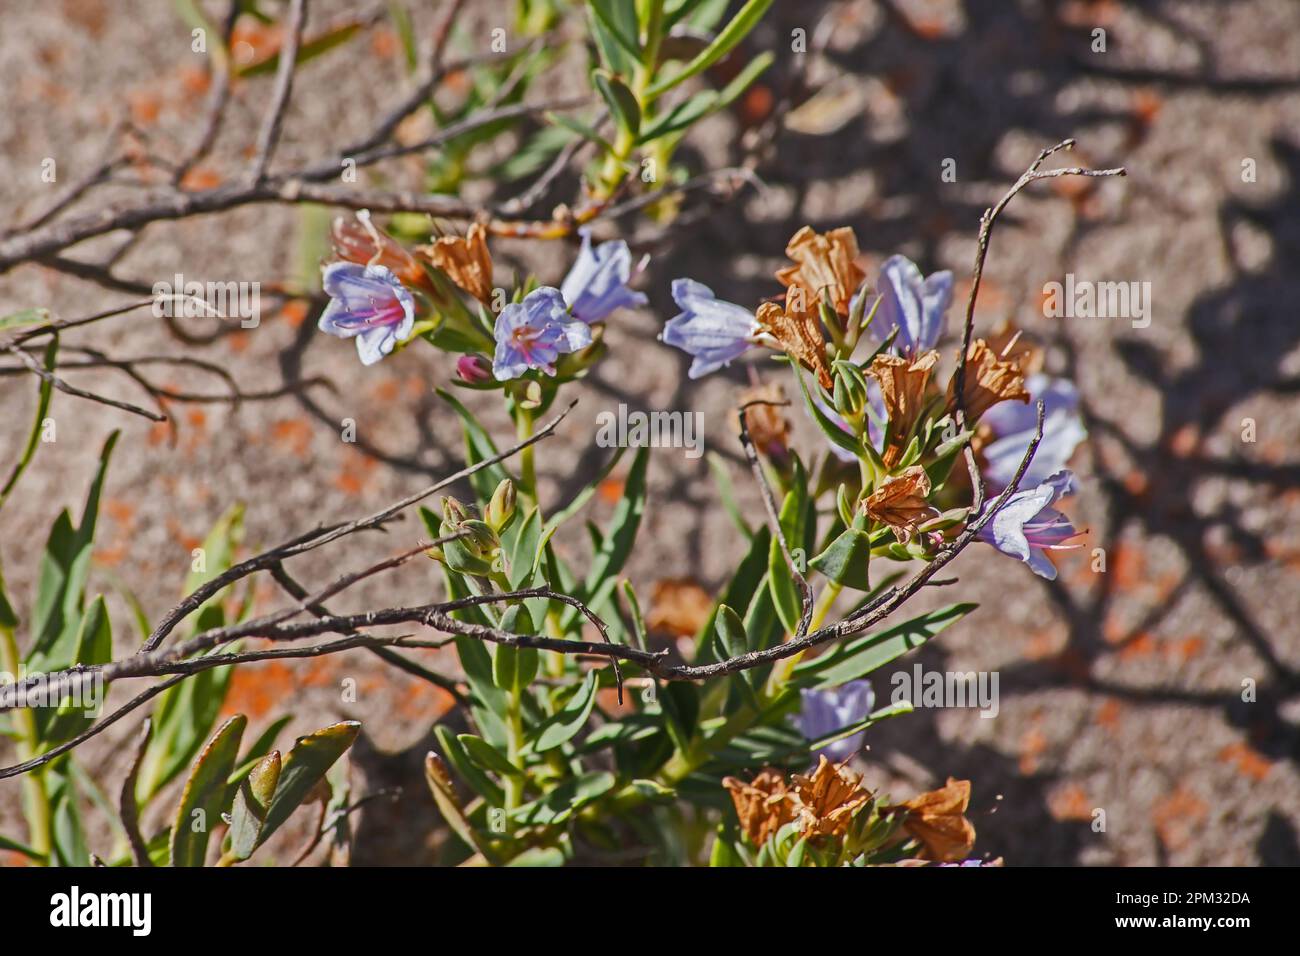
[0, 0, 1297, 865]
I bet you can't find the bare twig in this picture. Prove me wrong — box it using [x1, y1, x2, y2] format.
[119, 720, 154, 867]
[248, 0, 308, 184]
[950, 139, 1126, 514]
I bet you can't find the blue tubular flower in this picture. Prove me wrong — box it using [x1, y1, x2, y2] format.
[799, 680, 876, 762]
[492, 286, 592, 381]
[560, 228, 648, 323]
[660, 278, 757, 378]
[976, 470, 1083, 580]
[864, 254, 953, 356]
[981, 374, 1087, 491]
[318, 262, 416, 366]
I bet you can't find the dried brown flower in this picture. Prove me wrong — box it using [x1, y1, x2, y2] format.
[646, 578, 714, 638]
[889, 777, 976, 862]
[756, 300, 834, 389]
[330, 214, 429, 290]
[723, 769, 796, 848]
[420, 222, 494, 304]
[775, 226, 866, 317]
[789, 756, 872, 840]
[947, 339, 1030, 420]
[737, 382, 792, 457]
[863, 466, 937, 542]
[868, 350, 938, 466]
[985, 320, 1044, 376]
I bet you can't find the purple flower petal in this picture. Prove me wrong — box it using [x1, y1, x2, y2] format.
[866, 254, 952, 356]
[660, 278, 756, 378]
[318, 262, 415, 366]
[560, 228, 648, 323]
[976, 470, 1081, 580]
[799, 680, 876, 762]
[492, 286, 592, 381]
[982, 374, 1087, 490]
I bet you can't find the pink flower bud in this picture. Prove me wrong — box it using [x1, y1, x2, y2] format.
[456, 354, 493, 384]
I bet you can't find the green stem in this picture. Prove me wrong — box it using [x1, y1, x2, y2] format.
[1, 626, 50, 863]
[515, 403, 538, 513]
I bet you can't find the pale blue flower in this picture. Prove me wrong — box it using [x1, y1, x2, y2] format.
[862, 254, 953, 356]
[492, 286, 592, 381]
[660, 278, 756, 378]
[560, 228, 647, 323]
[318, 261, 416, 366]
[981, 374, 1087, 491]
[975, 470, 1082, 580]
[799, 680, 875, 762]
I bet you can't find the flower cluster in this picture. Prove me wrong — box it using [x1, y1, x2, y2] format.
[316, 215, 644, 391]
[661, 224, 1088, 581]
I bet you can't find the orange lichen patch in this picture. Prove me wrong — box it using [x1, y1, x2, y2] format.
[275, 298, 308, 328]
[271, 418, 314, 458]
[738, 84, 774, 126]
[1217, 741, 1273, 782]
[61, 0, 108, 35]
[298, 657, 342, 689]
[1117, 632, 1157, 662]
[1152, 785, 1208, 852]
[226, 330, 251, 353]
[93, 543, 128, 567]
[179, 166, 223, 191]
[647, 579, 713, 638]
[1122, 469, 1150, 500]
[396, 677, 455, 720]
[1168, 636, 1205, 663]
[371, 377, 402, 403]
[1018, 727, 1048, 776]
[1047, 783, 1092, 821]
[1108, 543, 1146, 592]
[597, 685, 637, 717]
[178, 63, 212, 99]
[1094, 697, 1124, 732]
[597, 476, 625, 504]
[1164, 422, 1200, 458]
[334, 448, 378, 496]
[904, 17, 950, 41]
[1023, 629, 1065, 661]
[165, 517, 203, 554]
[1057, 0, 1119, 28]
[222, 661, 298, 719]
[104, 497, 136, 527]
[128, 90, 161, 127]
[1048, 646, 1092, 683]
[440, 68, 472, 97]
[0, 849, 33, 868]
[370, 26, 399, 59]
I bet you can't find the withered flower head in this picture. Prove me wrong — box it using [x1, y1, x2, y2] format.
[420, 222, 495, 305]
[948, 339, 1030, 421]
[889, 777, 976, 862]
[789, 755, 872, 840]
[756, 300, 834, 390]
[985, 320, 1044, 376]
[330, 214, 429, 290]
[737, 381, 792, 458]
[775, 226, 866, 317]
[869, 350, 939, 466]
[723, 768, 796, 848]
[646, 578, 714, 639]
[864, 465, 938, 543]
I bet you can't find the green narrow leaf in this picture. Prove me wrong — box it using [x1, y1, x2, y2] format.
[169, 715, 246, 867]
[809, 526, 872, 591]
[0, 336, 55, 515]
[530, 669, 599, 752]
[790, 603, 977, 688]
[588, 0, 641, 64]
[645, 0, 773, 98]
[458, 734, 524, 778]
[258, 721, 360, 844]
[594, 70, 642, 139]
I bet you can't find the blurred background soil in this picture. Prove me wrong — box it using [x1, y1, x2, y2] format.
[1, 0, 1298, 865]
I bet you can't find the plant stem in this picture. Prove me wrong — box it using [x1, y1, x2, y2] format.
[515, 403, 538, 513]
[1, 625, 50, 862]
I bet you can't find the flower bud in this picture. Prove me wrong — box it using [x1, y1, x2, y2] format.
[832, 360, 869, 418]
[486, 478, 517, 534]
[456, 354, 493, 384]
[442, 496, 469, 526]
